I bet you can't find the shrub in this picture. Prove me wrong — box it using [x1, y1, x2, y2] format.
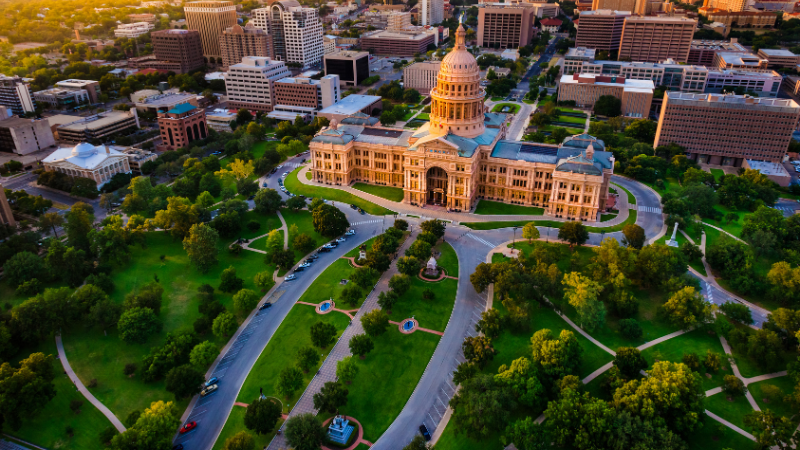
[722, 375, 747, 397]
[681, 352, 701, 371]
[423, 288, 435, 300]
[619, 318, 643, 339]
[70, 399, 84, 413]
[247, 220, 261, 232]
[123, 363, 137, 376]
[88, 378, 98, 388]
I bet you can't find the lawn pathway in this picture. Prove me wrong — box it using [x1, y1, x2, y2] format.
[702, 222, 745, 243]
[704, 410, 756, 441]
[266, 230, 419, 450]
[55, 335, 126, 433]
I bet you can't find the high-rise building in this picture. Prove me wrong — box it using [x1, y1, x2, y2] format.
[387, 11, 412, 30]
[0, 75, 34, 116]
[702, 0, 747, 12]
[0, 116, 56, 155]
[617, 16, 697, 63]
[590, 0, 647, 14]
[184, 1, 237, 59]
[250, 0, 324, 67]
[268, 74, 340, 121]
[150, 29, 205, 74]
[323, 51, 370, 87]
[654, 92, 800, 165]
[527, 2, 561, 18]
[477, 2, 537, 49]
[224, 56, 292, 112]
[575, 10, 630, 53]
[157, 103, 208, 151]
[420, 0, 444, 25]
[220, 23, 274, 70]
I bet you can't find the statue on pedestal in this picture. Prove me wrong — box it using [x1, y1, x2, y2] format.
[666, 222, 680, 248]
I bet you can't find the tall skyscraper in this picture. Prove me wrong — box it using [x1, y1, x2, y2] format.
[220, 23, 274, 70]
[250, 0, 324, 67]
[184, 1, 237, 59]
[617, 16, 696, 63]
[0, 75, 34, 116]
[420, 0, 444, 25]
[575, 10, 630, 53]
[151, 29, 205, 73]
[477, 2, 537, 49]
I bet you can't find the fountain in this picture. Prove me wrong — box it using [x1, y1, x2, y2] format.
[317, 299, 335, 314]
[403, 320, 415, 331]
[327, 415, 355, 445]
[320, 301, 332, 312]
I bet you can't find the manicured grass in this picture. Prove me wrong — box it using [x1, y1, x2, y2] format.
[554, 114, 586, 124]
[63, 231, 270, 422]
[490, 103, 520, 114]
[305, 171, 312, 180]
[609, 187, 618, 195]
[249, 229, 285, 254]
[281, 208, 328, 260]
[585, 210, 637, 233]
[473, 200, 544, 216]
[704, 204, 747, 238]
[352, 183, 404, 202]
[749, 375, 796, 422]
[390, 277, 457, 332]
[639, 328, 730, 391]
[239, 210, 282, 240]
[705, 390, 754, 431]
[462, 211, 637, 231]
[249, 140, 279, 161]
[600, 213, 617, 222]
[434, 419, 504, 450]
[686, 419, 757, 450]
[611, 182, 637, 204]
[212, 407, 277, 450]
[236, 305, 350, 411]
[346, 236, 377, 257]
[416, 113, 430, 120]
[434, 242, 458, 275]
[542, 124, 583, 135]
[492, 253, 509, 263]
[284, 168, 395, 215]
[298, 258, 378, 308]
[490, 96, 505, 101]
[7, 340, 115, 450]
[558, 108, 587, 116]
[710, 168, 725, 182]
[340, 328, 440, 442]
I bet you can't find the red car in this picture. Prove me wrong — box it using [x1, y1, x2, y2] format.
[179, 422, 197, 434]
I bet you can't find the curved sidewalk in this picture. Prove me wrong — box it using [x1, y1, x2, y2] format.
[56, 335, 126, 432]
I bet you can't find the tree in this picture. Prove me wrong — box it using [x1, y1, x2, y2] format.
[264, 229, 283, 257]
[636, 243, 688, 288]
[619, 318, 643, 339]
[216, 159, 254, 183]
[310, 321, 337, 349]
[153, 197, 200, 240]
[349, 334, 374, 358]
[0, 353, 56, 431]
[244, 398, 282, 435]
[336, 356, 359, 384]
[594, 95, 622, 117]
[388, 274, 411, 295]
[65, 202, 95, 251]
[403, 435, 434, 450]
[351, 266, 377, 289]
[562, 272, 606, 332]
[219, 266, 244, 293]
[293, 233, 315, 254]
[285, 196, 306, 212]
[377, 290, 399, 312]
[284, 413, 327, 450]
[38, 212, 64, 238]
[522, 223, 540, 243]
[183, 223, 219, 273]
[312, 204, 349, 238]
[659, 286, 714, 329]
[530, 329, 582, 383]
[558, 221, 589, 247]
[406, 239, 432, 261]
[165, 364, 203, 400]
[719, 301, 753, 325]
[622, 223, 645, 249]
[722, 374, 747, 396]
[277, 366, 304, 398]
[4, 251, 45, 287]
[296, 346, 320, 373]
[254, 271, 273, 290]
[613, 347, 647, 378]
[189, 341, 219, 368]
[233, 289, 260, 315]
[254, 189, 282, 214]
[503, 417, 549, 450]
[223, 431, 255, 450]
[747, 329, 782, 371]
[118, 307, 162, 344]
[212, 311, 238, 338]
[340, 284, 362, 307]
[380, 110, 396, 126]
[123, 282, 164, 315]
[109, 400, 180, 450]
[313, 381, 349, 414]
[470, 262, 496, 293]
[476, 308, 502, 339]
[462, 336, 496, 368]
[745, 409, 797, 450]
[91, 299, 123, 331]
[361, 309, 390, 337]
[449, 374, 514, 439]
[397, 256, 420, 276]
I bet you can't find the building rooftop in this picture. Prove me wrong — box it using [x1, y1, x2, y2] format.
[666, 92, 800, 111]
[136, 92, 196, 107]
[579, 9, 631, 15]
[746, 159, 791, 177]
[559, 73, 655, 92]
[167, 103, 197, 114]
[55, 79, 98, 88]
[230, 56, 286, 69]
[716, 52, 767, 66]
[566, 47, 597, 59]
[43, 143, 125, 169]
[691, 39, 747, 51]
[540, 18, 563, 26]
[361, 29, 435, 41]
[207, 109, 237, 120]
[0, 116, 49, 129]
[325, 50, 369, 59]
[55, 111, 135, 131]
[318, 95, 382, 116]
[758, 48, 798, 57]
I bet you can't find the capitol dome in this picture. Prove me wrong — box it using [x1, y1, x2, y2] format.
[72, 142, 99, 157]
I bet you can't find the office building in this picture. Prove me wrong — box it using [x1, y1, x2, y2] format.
[323, 51, 370, 87]
[224, 56, 292, 112]
[250, 1, 324, 67]
[713, 52, 768, 69]
[132, 90, 198, 113]
[540, 18, 563, 33]
[55, 110, 139, 143]
[220, 23, 274, 70]
[0, 76, 34, 116]
[150, 29, 205, 74]
[129, 13, 157, 23]
[703, 10, 777, 27]
[477, 3, 537, 49]
[618, 16, 697, 63]
[702, 0, 748, 12]
[184, 1, 237, 59]
[705, 69, 782, 97]
[528, 2, 561, 17]
[387, 12, 413, 31]
[114, 22, 155, 38]
[757, 48, 800, 68]
[206, 108, 237, 132]
[0, 185, 15, 227]
[117, 146, 158, 174]
[157, 103, 208, 151]
[654, 92, 800, 165]
[0, 116, 56, 155]
[33, 88, 90, 109]
[420, 0, 444, 25]
[687, 39, 748, 65]
[591, 0, 648, 14]
[42, 143, 132, 188]
[269, 74, 340, 121]
[558, 73, 654, 118]
[404, 61, 442, 94]
[575, 10, 630, 53]
[360, 29, 437, 56]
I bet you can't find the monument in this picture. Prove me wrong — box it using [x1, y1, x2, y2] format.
[327, 415, 355, 445]
[666, 222, 679, 248]
[425, 256, 438, 276]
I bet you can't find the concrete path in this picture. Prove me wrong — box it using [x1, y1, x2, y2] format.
[702, 222, 745, 243]
[55, 335, 126, 432]
[637, 328, 693, 352]
[705, 410, 756, 441]
[551, 307, 616, 356]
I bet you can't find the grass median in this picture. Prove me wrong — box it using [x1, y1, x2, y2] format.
[473, 200, 544, 216]
[284, 168, 395, 215]
[352, 183, 404, 202]
[462, 210, 637, 232]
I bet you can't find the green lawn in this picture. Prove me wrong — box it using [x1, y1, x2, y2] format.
[639, 328, 730, 391]
[212, 407, 277, 450]
[490, 103, 520, 114]
[352, 183, 404, 202]
[473, 200, 544, 216]
[600, 214, 617, 222]
[434, 419, 504, 450]
[339, 328, 440, 443]
[704, 204, 747, 238]
[305, 171, 312, 180]
[554, 115, 586, 124]
[249, 140, 279, 161]
[462, 211, 636, 232]
[490, 96, 505, 101]
[434, 242, 458, 276]
[686, 419, 757, 450]
[297, 258, 377, 308]
[346, 236, 378, 257]
[239, 210, 282, 240]
[542, 124, 583, 135]
[236, 305, 350, 411]
[558, 108, 587, 116]
[710, 168, 725, 183]
[281, 208, 328, 260]
[63, 231, 271, 422]
[416, 113, 430, 120]
[284, 168, 395, 215]
[612, 182, 637, 205]
[749, 376, 797, 423]
[585, 210, 637, 233]
[705, 390, 754, 431]
[6, 340, 115, 450]
[390, 277, 457, 332]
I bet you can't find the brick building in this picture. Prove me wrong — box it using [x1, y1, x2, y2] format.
[477, 2, 537, 49]
[224, 56, 292, 112]
[360, 29, 436, 56]
[157, 103, 208, 151]
[149, 29, 205, 74]
[617, 16, 697, 63]
[575, 10, 630, 53]
[558, 73, 654, 118]
[220, 23, 274, 70]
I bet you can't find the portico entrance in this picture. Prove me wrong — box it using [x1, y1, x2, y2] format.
[426, 166, 449, 206]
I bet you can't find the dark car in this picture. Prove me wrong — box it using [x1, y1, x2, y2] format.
[350, 204, 358, 209]
[419, 424, 431, 441]
[173, 445, 184, 450]
[293, 266, 305, 272]
[259, 302, 273, 310]
[247, 195, 255, 200]
[317, 247, 331, 253]
[359, 208, 366, 215]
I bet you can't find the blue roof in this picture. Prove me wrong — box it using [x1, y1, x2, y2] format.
[167, 103, 197, 114]
[484, 112, 506, 128]
[491, 140, 560, 164]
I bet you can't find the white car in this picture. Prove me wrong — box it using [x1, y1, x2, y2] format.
[299, 262, 311, 269]
[201, 384, 218, 397]
[336, 237, 346, 243]
[277, 165, 284, 169]
[284, 274, 297, 281]
[345, 229, 356, 236]
[282, 172, 289, 178]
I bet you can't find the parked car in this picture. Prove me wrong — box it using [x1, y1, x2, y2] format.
[350, 204, 358, 209]
[299, 262, 312, 268]
[317, 247, 331, 253]
[294, 266, 305, 272]
[179, 422, 197, 434]
[282, 172, 289, 178]
[201, 384, 218, 397]
[419, 424, 431, 441]
[205, 377, 219, 387]
[336, 237, 346, 243]
[259, 302, 273, 310]
[359, 208, 366, 215]
[345, 229, 356, 236]
[285, 274, 297, 281]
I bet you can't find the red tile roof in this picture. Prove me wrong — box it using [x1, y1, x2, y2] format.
[540, 18, 563, 26]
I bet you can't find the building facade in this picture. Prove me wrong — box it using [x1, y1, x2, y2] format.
[251, 1, 323, 67]
[703, 10, 777, 27]
[43, 143, 132, 188]
[528, 2, 561, 17]
[360, 29, 437, 56]
[575, 10, 630, 52]
[0, 76, 35, 116]
[757, 48, 800, 68]
[591, 0, 648, 14]
[687, 39, 748, 65]
[150, 29, 205, 73]
[654, 92, 800, 165]
[713, 51, 768, 69]
[114, 22, 155, 38]
[477, 2, 537, 49]
[157, 103, 208, 151]
[56, 110, 139, 143]
[309, 24, 615, 220]
[420, 0, 444, 25]
[184, 0, 238, 59]
[33, 88, 90, 109]
[54, 79, 101, 104]
[224, 56, 292, 112]
[270, 74, 340, 120]
[404, 61, 442, 94]
[323, 51, 370, 87]
[0, 116, 56, 155]
[618, 16, 697, 63]
[220, 23, 274, 70]
[702, 0, 748, 12]
[558, 73, 654, 118]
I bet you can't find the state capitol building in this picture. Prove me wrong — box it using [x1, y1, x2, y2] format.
[309, 23, 616, 221]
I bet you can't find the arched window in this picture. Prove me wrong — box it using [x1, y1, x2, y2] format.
[200, 122, 207, 139]
[193, 123, 200, 142]
[168, 128, 174, 147]
[186, 126, 193, 141]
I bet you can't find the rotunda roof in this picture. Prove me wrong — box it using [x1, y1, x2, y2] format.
[72, 142, 98, 157]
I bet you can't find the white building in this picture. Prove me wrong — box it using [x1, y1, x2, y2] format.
[324, 35, 338, 54]
[224, 56, 292, 112]
[43, 143, 132, 188]
[206, 108, 237, 132]
[250, 2, 324, 68]
[420, 0, 444, 26]
[114, 22, 155, 38]
[33, 88, 90, 109]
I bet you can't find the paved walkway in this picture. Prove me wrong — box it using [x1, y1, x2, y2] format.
[705, 410, 756, 441]
[389, 320, 445, 336]
[55, 335, 126, 432]
[702, 222, 745, 243]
